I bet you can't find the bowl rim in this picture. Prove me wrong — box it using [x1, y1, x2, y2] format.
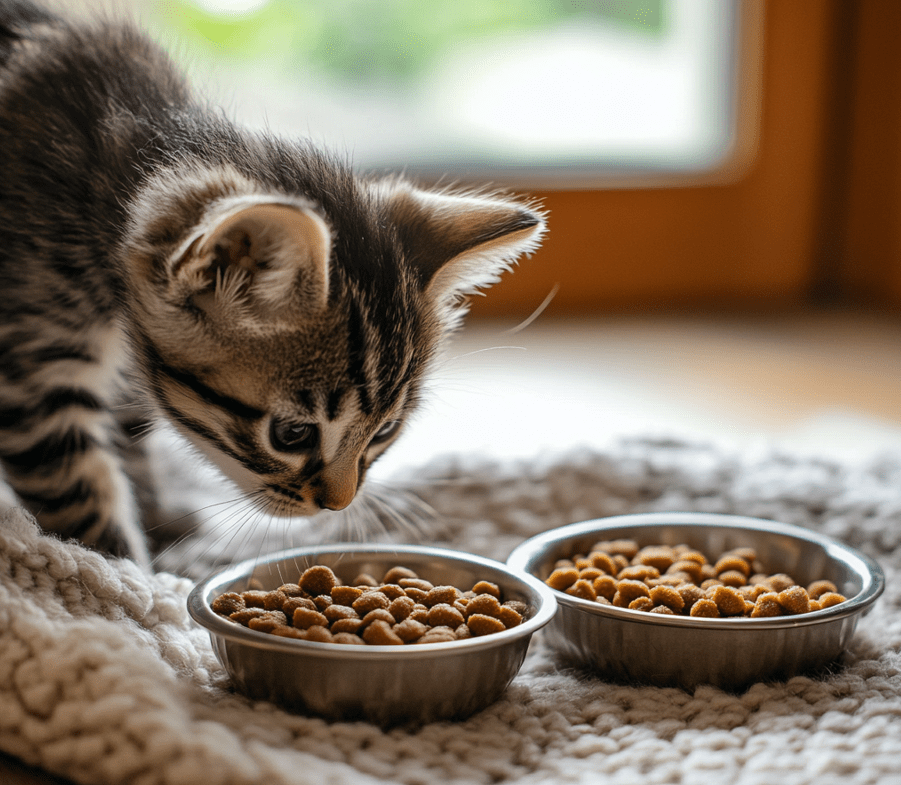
[506, 512, 886, 630]
[188, 542, 558, 658]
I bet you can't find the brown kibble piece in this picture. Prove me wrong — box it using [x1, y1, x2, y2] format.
[330, 617, 364, 634]
[211, 592, 245, 616]
[612, 579, 649, 607]
[818, 591, 847, 608]
[596, 539, 640, 559]
[271, 626, 306, 639]
[248, 615, 288, 633]
[277, 583, 306, 597]
[324, 604, 359, 623]
[565, 579, 597, 602]
[330, 585, 364, 606]
[241, 590, 269, 608]
[677, 583, 705, 612]
[496, 605, 523, 628]
[689, 598, 720, 617]
[668, 559, 704, 581]
[283, 597, 317, 616]
[467, 613, 507, 636]
[709, 585, 747, 616]
[382, 566, 418, 584]
[465, 594, 502, 618]
[637, 546, 675, 571]
[398, 577, 434, 592]
[362, 620, 404, 645]
[589, 551, 618, 575]
[376, 584, 406, 601]
[393, 618, 429, 642]
[299, 565, 338, 597]
[678, 550, 707, 566]
[714, 555, 751, 577]
[546, 567, 580, 591]
[352, 591, 390, 615]
[766, 573, 796, 592]
[628, 596, 654, 612]
[776, 585, 810, 614]
[577, 567, 604, 582]
[229, 608, 268, 624]
[403, 587, 429, 603]
[807, 580, 839, 599]
[718, 570, 748, 588]
[312, 595, 332, 611]
[649, 585, 685, 612]
[750, 592, 782, 617]
[427, 603, 465, 628]
[352, 573, 378, 587]
[293, 607, 329, 629]
[417, 626, 458, 644]
[592, 575, 618, 601]
[617, 565, 660, 581]
[388, 595, 415, 622]
[650, 605, 676, 615]
[471, 580, 501, 598]
[304, 625, 333, 643]
[332, 632, 366, 645]
[359, 608, 396, 629]
[423, 585, 461, 607]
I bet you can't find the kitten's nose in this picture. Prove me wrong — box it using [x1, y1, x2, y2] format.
[315, 467, 357, 510]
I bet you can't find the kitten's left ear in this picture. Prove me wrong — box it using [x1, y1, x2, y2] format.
[380, 183, 547, 304]
[174, 199, 331, 319]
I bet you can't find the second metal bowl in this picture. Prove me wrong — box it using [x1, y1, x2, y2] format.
[506, 512, 885, 690]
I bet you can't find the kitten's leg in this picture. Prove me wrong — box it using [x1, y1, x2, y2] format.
[0, 325, 150, 565]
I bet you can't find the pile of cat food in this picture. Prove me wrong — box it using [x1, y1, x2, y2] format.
[211, 564, 530, 645]
[546, 539, 847, 618]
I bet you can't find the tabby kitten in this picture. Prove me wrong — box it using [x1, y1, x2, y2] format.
[0, 0, 546, 566]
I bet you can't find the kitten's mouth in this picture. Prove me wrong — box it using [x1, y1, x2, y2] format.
[264, 484, 318, 516]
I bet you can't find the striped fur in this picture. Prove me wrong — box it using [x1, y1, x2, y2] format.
[0, 0, 546, 566]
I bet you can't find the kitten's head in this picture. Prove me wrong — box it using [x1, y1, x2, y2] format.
[124, 153, 545, 517]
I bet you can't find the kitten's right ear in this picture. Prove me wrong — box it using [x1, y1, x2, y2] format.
[171, 199, 331, 321]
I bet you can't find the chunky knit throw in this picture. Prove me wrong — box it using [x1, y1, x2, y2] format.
[1, 438, 900, 785]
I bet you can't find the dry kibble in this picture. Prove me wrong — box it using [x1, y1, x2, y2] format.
[668, 559, 704, 581]
[242, 590, 269, 608]
[471, 581, 501, 598]
[565, 579, 597, 601]
[589, 551, 618, 575]
[718, 570, 748, 588]
[776, 586, 811, 614]
[212, 563, 531, 645]
[467, 613, 507, 636]
[750, 593, 782, 618]
[382, 566, 418, 584]
[709, 585, 747, 616]
[352, 591, 390, 615]
[818, 591, 847, 608]
[211, 592, 245, 616]
[293, 607, 329, 630]
[618, 565, 660, 581]
[807, 580, 839, 599]
[613, 579, 650, 607]
[596, 539, 640, 559]
[649, 585, 685, 613]
[714, 555, 751, 577]
[593, 575, 618, 601]
[362, 620, 404, 645]
[330, 585, 364, 606]
[650, 605, 676, 615]
[465, 594, 503, 618]
[628, 596, 654, 612]
[546, 567, 580, 591]
[423, 585, 461, 607]
[677, 583, 705, 612]
[427, 603, 465, 628]
[577, 567, 604, 582]
[689, 598, 721, 618]
[636, 546, 675, 572]
[298, 565, 338, 597]
[766, 573, 796, 592]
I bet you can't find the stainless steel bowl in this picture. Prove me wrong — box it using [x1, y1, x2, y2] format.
[188, 544, 557, 725]
[506, 512, 885, 690]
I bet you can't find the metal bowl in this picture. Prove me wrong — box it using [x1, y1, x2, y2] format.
[188, 543, 557, 725]
[506, 512, 885, 690]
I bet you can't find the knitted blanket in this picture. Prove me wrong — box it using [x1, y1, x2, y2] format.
[1, 438, 900, 785]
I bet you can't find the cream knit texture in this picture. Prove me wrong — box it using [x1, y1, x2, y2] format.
[1, 439, 900, 785]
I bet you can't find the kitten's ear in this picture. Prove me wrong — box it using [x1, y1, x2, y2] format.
[173, 200, 331, 318]
[381, 184, 547, 304]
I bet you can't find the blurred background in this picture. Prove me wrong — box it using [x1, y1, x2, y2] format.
[73, 0, 901, 470]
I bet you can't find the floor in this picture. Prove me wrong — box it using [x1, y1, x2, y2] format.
[5, 307, 901, 785]
[370, 308, 901, 481]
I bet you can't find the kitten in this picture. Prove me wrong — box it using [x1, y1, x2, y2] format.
[0, 0, 546, 567]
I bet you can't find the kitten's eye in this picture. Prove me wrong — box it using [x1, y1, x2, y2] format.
[371, 419, 401, 445]
[269, 419, 318, 452]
